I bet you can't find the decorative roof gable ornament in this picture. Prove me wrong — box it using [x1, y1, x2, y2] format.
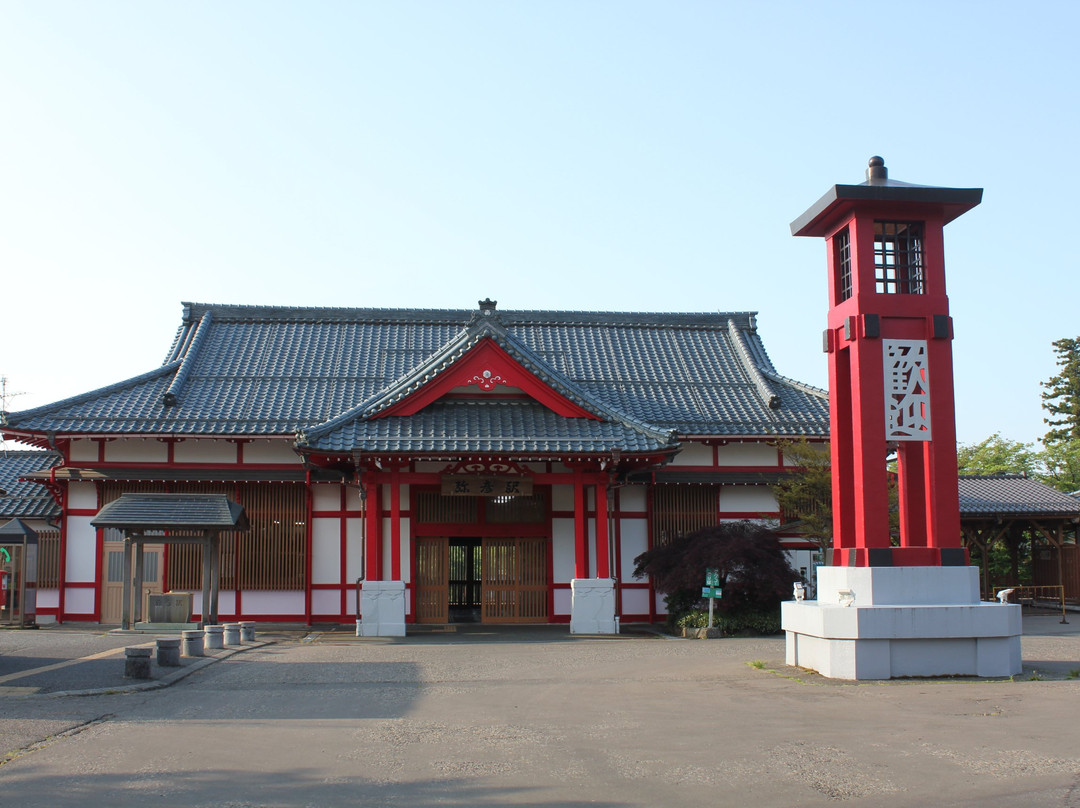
[479, 298, 497, 316]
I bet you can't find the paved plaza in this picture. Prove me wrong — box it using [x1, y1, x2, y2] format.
[1, 616, 1079, 807]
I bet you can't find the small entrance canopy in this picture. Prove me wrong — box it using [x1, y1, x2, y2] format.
[92, 494, 248, 629]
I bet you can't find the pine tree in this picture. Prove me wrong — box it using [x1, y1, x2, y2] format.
[1042, 337, 1080, 442]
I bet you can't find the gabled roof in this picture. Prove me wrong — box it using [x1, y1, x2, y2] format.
[0, 451, 61, 520]
[2, 301, 830, 455]
[958, 474, 1080, 519]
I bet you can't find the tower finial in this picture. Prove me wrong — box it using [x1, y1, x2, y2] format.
[866, 156, 887, 184]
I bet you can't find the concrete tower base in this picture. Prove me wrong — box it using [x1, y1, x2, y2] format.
[782, 566, 1021, 680]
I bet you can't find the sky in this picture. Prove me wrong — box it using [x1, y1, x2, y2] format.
[1, 1, 1077, 449]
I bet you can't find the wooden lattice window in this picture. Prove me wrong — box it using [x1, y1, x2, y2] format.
[834, 227, 852, 302]
[237, 483, 306, 590]
[487, 493, 547, 524]
[874, 221, 924, 295]
[651, 485, 719, 546]
[36, 530, 61, 588]
[415, 491, 478, 524]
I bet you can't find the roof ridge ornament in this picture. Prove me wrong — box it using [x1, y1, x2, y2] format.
[479, 298, 497, 315]
[866, 155, 888, 185]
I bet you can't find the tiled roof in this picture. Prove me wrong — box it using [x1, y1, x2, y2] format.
[3, 302, 830, 455]
[91, 493, 248, 531]
[0, 451, 61, 520]
[958, 474, 1080, 518]
[299, 399, 675, 455]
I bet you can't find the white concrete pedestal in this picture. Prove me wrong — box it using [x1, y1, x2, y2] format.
[782, 566, 1021, 680]
[360, 580, 406, 637]
[570, 578, 617, 634]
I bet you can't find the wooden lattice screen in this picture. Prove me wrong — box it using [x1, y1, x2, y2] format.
[482, 537, 548, 623]
[415, 492, 478, 524]
[35, 530, 61, 588]
[651, 485, 719, 545]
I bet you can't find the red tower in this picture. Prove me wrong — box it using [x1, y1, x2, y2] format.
[791, 157, 982, 567]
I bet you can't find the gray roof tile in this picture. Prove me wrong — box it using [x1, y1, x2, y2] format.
[958, 475, 1080, 517]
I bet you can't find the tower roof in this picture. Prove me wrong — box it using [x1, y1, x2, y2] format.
[791, 156, 983, 238]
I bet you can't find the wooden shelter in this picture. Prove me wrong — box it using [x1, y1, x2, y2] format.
[91, 493, 248, 629]
[958, 474, 1080, 600]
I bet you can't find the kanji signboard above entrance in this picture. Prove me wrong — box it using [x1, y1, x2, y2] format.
[441, 476, 533, 497]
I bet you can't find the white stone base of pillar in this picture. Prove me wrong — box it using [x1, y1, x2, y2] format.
[782, 566, 1022, 680]
[360, 580, 407, 637]
[570, 578, 617, 634]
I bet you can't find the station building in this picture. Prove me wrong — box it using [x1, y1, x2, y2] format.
[1, 300, 829, 626]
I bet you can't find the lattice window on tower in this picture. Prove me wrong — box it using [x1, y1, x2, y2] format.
[874, 221, 924, 294]
[883, 339, 932, 441]
[834, 227, 852, 301]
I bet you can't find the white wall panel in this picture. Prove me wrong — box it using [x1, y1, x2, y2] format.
[67, 481, 97, 510]
[69, 439, 98, 462]
[243, 440, 302, 464]
[312, 484, 342, 512]
[718, 486, 778, 513]
[551, 518, 575, 582]
[553, 588, 572, 616]
[346, 518, 365, 582]
[64, 587, 95, 615]
[64, 516, 97, 582]
[670, 441, 713, 466]
[104, 438, 168, 463]
[346, 486, 365, 512]
[311, 518, 341, 584]
[619, 520, 648, 581]
[620, 588, 650, 617]
[312, 589, 341, 616]
[36, 589, 60, 608]
[173, 439, 238, 464]
[618, 485, 647, 512]
[217, 591, 236, 615]
[241, 591, 304, 614]
[716, 442, 778, 466]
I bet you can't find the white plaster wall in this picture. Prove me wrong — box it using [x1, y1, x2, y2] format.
[551, 518, 575, 582]
[104, 438, 169, 463]
[782, 443, 828, 466]
[346, 518, 365, 582]
[173, 439, 238, 464]
[619, 520, 648, 581]
[65, 587, 95, 615]
[620, 587, 650, 617]
[551, 484, 573, 511]
[311, 518, 340, 584]
[242, 591, 304, 614]
[400, 519, 411, 582]
[312, 484, 342, 512]
[69, 439, 98, 462]
[553, 588, 572, 616]
[312, 589, 341, 616]
[670, 441, 713, 466]
[67, 481, 97, 510]
[243, 440, 302, 464]
[36, 589, 60, 609]
[64, 516, 97, 583]
[619, 485, 647, 512]
[216, 591, 236, 616]
[346, 486, 365, 512]
[716, 442, 778, 466]
[718, 486, 778, 513]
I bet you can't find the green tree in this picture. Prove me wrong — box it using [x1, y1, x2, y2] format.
[956, 433, 1039, 476]
[771, 439, 832, 551]
[1042, 337, 1080, 442]
[1041, 438, 1080, 493]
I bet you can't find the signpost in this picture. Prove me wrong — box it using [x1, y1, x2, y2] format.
[703, 568, 721, 629]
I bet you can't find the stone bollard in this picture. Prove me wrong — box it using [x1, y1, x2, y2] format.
[204, 624, 224, 650]
[239, 621, 256, 642]
[124, 646, 152, 679]
[182, 629, 204, 657]
[156, 637, 182, 667]
[223, 623, 242, 646]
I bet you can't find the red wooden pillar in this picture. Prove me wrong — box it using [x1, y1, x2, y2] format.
[573, 468, 588, 578]
[390, 466, 402, 580]
[594, 477, 610, 579]
[365, 479, 382, 580]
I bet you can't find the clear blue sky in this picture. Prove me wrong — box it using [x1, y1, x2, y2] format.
[1, 1, 1077, 448]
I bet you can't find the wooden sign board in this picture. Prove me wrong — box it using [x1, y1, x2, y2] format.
[441, 476, 533, 497]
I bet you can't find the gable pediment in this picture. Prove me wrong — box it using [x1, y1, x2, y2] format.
[372, 337, 598, 419]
